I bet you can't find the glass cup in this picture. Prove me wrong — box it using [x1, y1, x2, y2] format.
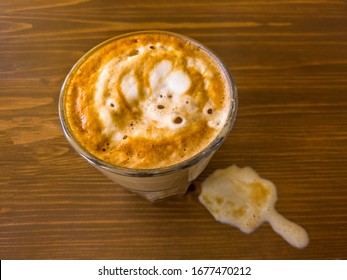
[58, 31, 238, 202]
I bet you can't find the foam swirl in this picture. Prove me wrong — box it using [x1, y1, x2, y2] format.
[95, 43, 225, 137]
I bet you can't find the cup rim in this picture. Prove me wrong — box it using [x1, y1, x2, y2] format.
[58, 30, 238, 177]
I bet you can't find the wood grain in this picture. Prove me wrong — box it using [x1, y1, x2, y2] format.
[1, 0, 347, 259]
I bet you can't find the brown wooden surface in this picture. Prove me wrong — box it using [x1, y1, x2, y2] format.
[1, 0, 347, 260]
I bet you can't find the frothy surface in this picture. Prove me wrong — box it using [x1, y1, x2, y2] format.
[64, 32, 232, 169]
[199, 165, 309, 248]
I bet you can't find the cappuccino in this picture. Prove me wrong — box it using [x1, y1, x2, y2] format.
[60, 31, 237, 201]
[63, 32, 232, 169]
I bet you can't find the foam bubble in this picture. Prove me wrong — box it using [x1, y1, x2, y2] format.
[199, 165, 309, 248]
[203, 102, 214, 116]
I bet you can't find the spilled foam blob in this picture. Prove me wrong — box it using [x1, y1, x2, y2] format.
[199, 165, 309, 249]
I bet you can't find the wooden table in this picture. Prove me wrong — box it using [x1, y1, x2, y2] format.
[1, 0, 346, 260]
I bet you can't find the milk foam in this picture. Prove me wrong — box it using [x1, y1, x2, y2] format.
[94, 41, 227, 140]
[121, 71, 139, 104]
[199, 165, 309, 249]
[65, 32, 232, 168]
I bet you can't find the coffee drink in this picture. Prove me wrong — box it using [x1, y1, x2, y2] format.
[60, 31, 237, 201]
[62, 31, 233, 169]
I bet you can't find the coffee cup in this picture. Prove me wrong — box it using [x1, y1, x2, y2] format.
[59, 31, 237, 201]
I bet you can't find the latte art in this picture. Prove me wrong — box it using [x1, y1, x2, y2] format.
[63, 32, 232, 169]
